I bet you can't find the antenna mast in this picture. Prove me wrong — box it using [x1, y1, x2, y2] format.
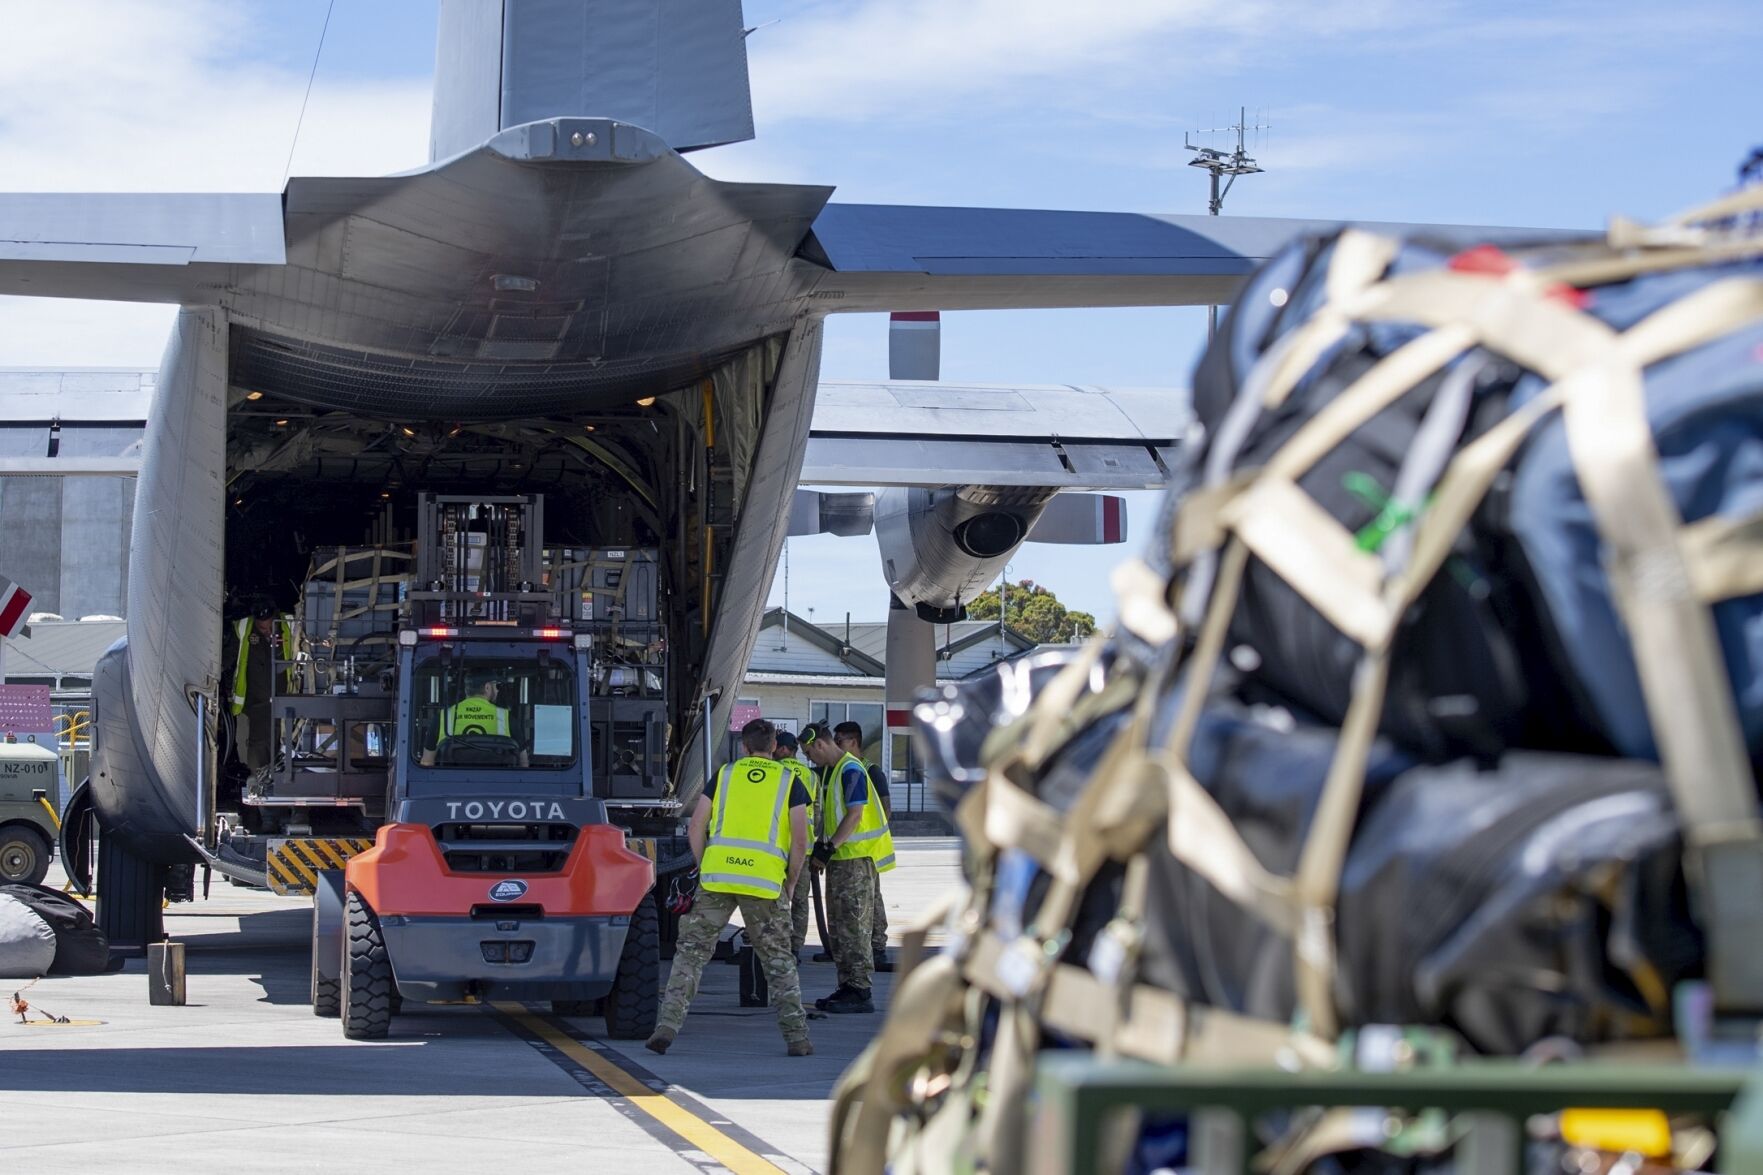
[1186, 106, 1269, 337]
[778, 540, 790, 650]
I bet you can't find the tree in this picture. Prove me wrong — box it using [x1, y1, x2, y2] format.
[967, 578, 1096, 644]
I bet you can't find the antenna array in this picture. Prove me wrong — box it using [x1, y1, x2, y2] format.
[1186, 106, 1271, 337]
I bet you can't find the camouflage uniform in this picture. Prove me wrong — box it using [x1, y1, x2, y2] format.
[657, 888, 807, 1043]
[781, 756, 819, 956]
[789, 865, 813, 955]
[860, 761, 890, 955]
[871, 866, 889, 955]
[824, 856, 876, 991]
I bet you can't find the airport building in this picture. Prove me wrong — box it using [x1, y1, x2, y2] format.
[736, 607, 1057, 812]
[0, 370, 149, 622]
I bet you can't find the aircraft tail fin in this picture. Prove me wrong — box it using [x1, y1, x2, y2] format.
[431, 0, 755, 162]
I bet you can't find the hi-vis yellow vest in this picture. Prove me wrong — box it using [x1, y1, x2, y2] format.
[230, 617, 295, 714]
[782, 756, 818, 828]
[438, 696, 510, 742]
[822, 751, 895, 872]
[703, 756, 795, 898]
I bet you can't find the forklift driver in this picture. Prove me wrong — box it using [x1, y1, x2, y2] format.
[421, 671, 529, 767]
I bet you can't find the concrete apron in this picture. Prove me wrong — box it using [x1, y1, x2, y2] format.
[2, 838, 962, 1174]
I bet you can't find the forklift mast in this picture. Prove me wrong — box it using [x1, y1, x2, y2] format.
[411, 494, 553, 628]
[217, 490, 687, 899]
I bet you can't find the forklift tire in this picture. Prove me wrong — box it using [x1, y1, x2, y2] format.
[313, 975, 340, 1018]
[551, 998, 601, 1017]
[342, 892, 395, 1040]
[312, 870, 343, 1017]
[603, 896, 660, 1040]
[311, 903, 340, 1018]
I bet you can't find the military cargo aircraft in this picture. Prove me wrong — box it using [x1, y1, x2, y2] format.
[0, 0, 1525, 946]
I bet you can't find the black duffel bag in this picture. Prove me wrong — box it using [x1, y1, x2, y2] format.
[1177, 230, 1579, 759]
[1178, 221, 1763, 765]
[1, 883, 111, 975]
[1027, 692, 1696, 1057]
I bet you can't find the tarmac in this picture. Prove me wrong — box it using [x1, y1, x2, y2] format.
[1, 837, 964, 1174]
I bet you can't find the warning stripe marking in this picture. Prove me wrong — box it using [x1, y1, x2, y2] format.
[266, 838, 374, 895]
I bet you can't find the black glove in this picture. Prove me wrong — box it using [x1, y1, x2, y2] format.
[811, 839, 836, 867]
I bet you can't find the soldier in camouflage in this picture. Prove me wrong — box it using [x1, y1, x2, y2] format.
[803, 722, 882, 1013]
[648, 719, 813, 1056]
[834, 721, 893, 973]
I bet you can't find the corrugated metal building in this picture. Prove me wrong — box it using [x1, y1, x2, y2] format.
[1, 620, 127, 693]
[0, 369, 150, 621]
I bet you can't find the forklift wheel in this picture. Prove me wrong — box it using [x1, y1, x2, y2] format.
[342, 892, 395, 1040]
[313, 974, 341, 1018]
[603, 896, 660, 1040]
[312, 891, 340, 1018]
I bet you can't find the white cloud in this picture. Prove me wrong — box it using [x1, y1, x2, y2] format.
[748, 0, 1214, 123]
[0, 1, 430, 192]
[686, 136, 819, 186]
[745, 0, 1408, 125]
[0, 0, 430, 366]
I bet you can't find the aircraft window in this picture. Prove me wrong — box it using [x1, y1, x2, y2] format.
[412, 653, 576, 770]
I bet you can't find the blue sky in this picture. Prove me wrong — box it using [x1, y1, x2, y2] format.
[0, 0, 1757, 623]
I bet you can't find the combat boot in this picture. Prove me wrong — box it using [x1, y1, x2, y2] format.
[786, 1038, 814, 1056]
[823, 987, 874, 1014]
[814, 984, 855, 1010]
[645, 1027, 676, 1054]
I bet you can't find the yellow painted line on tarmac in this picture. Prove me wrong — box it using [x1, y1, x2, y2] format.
[493, 1003, 787, 1175]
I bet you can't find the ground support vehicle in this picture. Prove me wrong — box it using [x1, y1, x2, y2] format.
[311, 798, 657, 1040]
[0, 742, 60, 885]
[259, 494, 671, 1039]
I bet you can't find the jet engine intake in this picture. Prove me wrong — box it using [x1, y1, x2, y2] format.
[873, 486, 1055, 623]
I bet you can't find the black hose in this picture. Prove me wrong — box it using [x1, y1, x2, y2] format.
[810, 867, 832, 953]
[57, 779, 95, 896]
[653, 847, 698, 876]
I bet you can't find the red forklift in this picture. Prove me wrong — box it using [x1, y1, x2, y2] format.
[310, 495, 659, 1039]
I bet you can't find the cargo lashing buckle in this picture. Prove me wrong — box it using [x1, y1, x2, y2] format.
[942, 904, 984, 964]
[1087, 916, 1142, 989]
[996, 929, 1071, 999]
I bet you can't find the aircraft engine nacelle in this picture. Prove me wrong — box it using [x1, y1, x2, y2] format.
[872, 486, 1056, 623]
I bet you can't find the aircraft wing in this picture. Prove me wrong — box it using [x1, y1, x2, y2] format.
[802, 203, 1564, 312]
[0, 193, 284, 303]
[800, 379, 1186, 489]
